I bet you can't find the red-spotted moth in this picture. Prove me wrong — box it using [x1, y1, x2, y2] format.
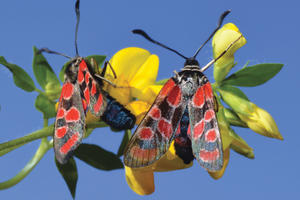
[40, 0, 135, 164]
[124, 10, 242, 171]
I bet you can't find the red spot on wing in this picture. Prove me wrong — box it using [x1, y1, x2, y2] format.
[204, 110, 214, 121]
[60, 132, 79, 154]
[93, 93, 103, 113]
[204, 83, 213, 99]
[84, 88, 90, 105]
[85, 72, 90, 85]
[56, 108, 65, 119]
[61, 83, 74, 100]
[65, 107, 80, 122]
[205, 129, 217, 142]
[199, 149, 219, 162]
[79, 60, 87, 71]
[158, 119, 172, 139]
[77, 67, 84, 84]
[91, 81, 97, 96]
[149, 106, 161, 119]
[194, 120, 204, 139]
[130, 146, 156, 161]
[160, 79, 175, 97]
[193, 87, 205, 107]
[139, 127, 154, 140]
[167, 86, 181, 106]
[55, 127, 67, 138]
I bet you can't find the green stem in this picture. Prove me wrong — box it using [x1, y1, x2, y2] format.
[0, 125, 54, 152]
[87, 121, 108, 129]
[0, 139, 53, 189]
[117, 129, 132, 157]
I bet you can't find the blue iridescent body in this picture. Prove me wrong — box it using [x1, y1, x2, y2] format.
[174, 108, 194, 164]
[101, 94, 136, 130]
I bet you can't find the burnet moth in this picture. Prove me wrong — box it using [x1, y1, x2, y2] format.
[124, 10, 242, 172]
[39, 0, 135, 164]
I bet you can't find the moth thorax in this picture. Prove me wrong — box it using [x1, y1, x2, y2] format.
[65, 59, 81, 82]
[181, 77, 197, 97]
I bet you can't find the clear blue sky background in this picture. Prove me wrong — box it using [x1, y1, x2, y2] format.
[0, 0, 299, 199]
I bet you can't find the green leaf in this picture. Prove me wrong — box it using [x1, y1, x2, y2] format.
[218, 85, 253, 115]
[74, 143, 123, 170]
[55, 157, 78, 199]
[86, 55, 106, 68]
[155, 78, 169, 85]
[0, 56, 36, 92]
[34, 94, 56, 118]
[117, 130, 132, 157]
[222, 63, 283, 87]
[32, 46, 61, 92]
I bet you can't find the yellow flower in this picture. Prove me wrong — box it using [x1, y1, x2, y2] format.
[125, 141, 193, 195]
[238, 103, 283, 140]
[212, 23, 247, 82]
[103, 47, 162, 124]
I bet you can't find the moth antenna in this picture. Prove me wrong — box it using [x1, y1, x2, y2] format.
[75, 0, 80, 57]
[94, 74, 118, 87]
[132, 29, 188, 60]
[192, 10, 231, 59]
[200, 34, 242, 72]
[37, 48, 72, 59]
[101, 61, 117, 79]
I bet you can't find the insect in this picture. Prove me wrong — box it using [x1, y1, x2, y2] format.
[124, 10, 242, 172]
[39, 0, 136, 164]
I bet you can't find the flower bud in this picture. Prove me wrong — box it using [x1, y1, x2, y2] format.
[238, 103, 283, 140]
[212, 23, 247, 82]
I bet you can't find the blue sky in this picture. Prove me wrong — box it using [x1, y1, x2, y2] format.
[0, 0, 299, 199]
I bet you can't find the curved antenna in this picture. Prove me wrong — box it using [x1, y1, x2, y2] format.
[75, 0, 80, 56]
[192, 10, 231, 59]
[37, 48, 72, 59]
[132, 29, 188, 60]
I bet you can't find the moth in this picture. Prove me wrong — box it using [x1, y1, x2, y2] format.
[54, 58, 135, 164]
[40, 0, 135, 164]
[124, 10, 242, 172]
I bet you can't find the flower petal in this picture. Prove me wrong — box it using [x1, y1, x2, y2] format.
[130, 55, 159, 98]
[104, 47, 159, 105]
[125, 101, 151, 124]
[212, 23, 246, 61]
[139, 85, 163, 104]
[212, 23, 247, 82]
[153, 141, 193, 172]
[208, 148, 230, 179]
[125, 166, 155, 195]
[106, 47, 152, 81]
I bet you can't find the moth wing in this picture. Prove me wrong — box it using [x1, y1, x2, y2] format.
[79, 59, 136, 130]
[54, 80, 85, 164]
[124, 78, 186, 168]
[188, 81, 223, 171]
[78, 59, 107, 117]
